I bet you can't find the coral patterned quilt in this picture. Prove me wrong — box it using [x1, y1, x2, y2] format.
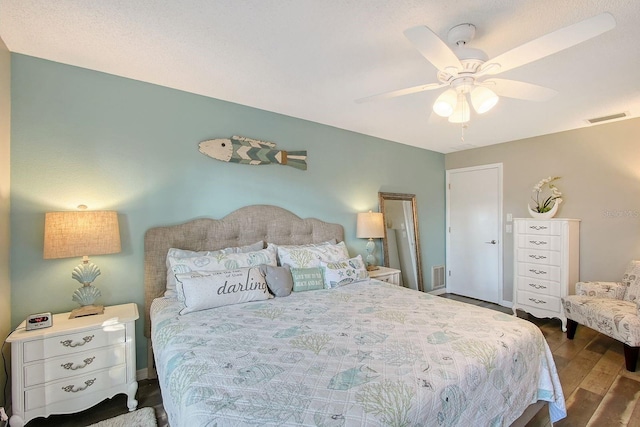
[151, 280, 566, 426]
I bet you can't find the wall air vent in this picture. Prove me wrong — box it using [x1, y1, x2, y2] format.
[586, 112, 627, 124]
[432, 265, 446, 289]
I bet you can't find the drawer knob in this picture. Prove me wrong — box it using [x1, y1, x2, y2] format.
[528, 269, 547, 275]
[528, 298, 547, 305]
[528, 283, 546, 290]
[60, 335, 94, 348]
[529, 240, 547, 246]
[61, 356, 96, 371]
[528, 254, 546, 260]
[529, 225, 548, 231]
[62, 378, 96, 393]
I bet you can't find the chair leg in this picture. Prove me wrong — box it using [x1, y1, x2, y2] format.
[623, 344, 639, 372]
[566, 319, 578, 339]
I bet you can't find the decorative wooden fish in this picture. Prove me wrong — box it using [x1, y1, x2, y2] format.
[199, 135, 307, 170]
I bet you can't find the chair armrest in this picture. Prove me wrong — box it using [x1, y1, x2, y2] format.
[575, 281, 626, 299]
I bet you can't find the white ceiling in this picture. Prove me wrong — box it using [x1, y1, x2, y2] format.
[1, 0, 639, 153]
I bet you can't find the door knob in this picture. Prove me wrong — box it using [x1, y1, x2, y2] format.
[485, 240, 497, 244]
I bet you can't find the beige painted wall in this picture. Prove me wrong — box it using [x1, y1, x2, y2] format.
[446, 118, 640, 303]
[0, 36, 11, 407]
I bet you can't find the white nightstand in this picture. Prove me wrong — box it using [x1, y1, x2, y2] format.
[369, 266, 401, 285]
[6, 303, 139, 427]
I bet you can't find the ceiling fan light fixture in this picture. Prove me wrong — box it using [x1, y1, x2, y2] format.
[433, 89, 457, 117]
[471, 86, 499, 114]
[448, 94, 470, 123]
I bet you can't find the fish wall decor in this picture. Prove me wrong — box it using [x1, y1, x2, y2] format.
[199, 136, 307, 170]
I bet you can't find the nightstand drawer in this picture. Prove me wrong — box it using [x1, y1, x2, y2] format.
[517, 276, 560, 297]
[518, 263, 560, 282]
[24, 365, 127, 412]
[517, 290, 561, 312]
[517, 249, 561, 266]
[23, 328, 126, 363]
[518, 235, 561, 251]
[24, 344, 126, 387]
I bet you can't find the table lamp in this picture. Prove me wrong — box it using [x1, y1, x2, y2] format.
[356, 210, 385, 271]
[43, 210, 121, 318]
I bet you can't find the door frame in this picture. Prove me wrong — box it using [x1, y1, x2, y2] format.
[445, 163, 506, 306]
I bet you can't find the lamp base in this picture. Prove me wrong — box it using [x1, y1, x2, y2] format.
[69, 304, 104, 319]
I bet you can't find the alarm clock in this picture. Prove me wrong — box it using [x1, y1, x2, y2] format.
[26, 312, 53, 331]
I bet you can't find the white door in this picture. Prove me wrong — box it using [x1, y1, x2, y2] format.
[446, 164, 503, 304]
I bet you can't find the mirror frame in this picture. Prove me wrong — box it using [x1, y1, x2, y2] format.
[378, 192, 424, 292]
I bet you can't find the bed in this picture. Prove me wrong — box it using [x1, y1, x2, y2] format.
[144, 205, 566, 426]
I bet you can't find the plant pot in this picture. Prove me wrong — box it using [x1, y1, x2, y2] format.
[528, 199, 561, 219]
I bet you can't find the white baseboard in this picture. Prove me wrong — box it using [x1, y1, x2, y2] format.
[501, 300, 513, 308]
[137, 368, 148, 381]
[429, 288, 446, 295]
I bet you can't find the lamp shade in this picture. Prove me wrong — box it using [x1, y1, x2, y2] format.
[471, 86, 499, 114]
[433, 89, 457, 117]
[43, 211, 121, 259]
[356, 211, 385, 239]
[448, 93, 470, 123]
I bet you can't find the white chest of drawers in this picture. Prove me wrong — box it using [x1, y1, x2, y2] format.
[512, 219, 580, 331]
[6, 303, 139, 427]
[369, 267, 401, 285]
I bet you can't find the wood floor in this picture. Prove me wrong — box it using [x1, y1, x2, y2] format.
[22, 294, 640, 427]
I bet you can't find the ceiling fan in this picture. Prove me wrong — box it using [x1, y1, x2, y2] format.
[356, 13, 616, 123]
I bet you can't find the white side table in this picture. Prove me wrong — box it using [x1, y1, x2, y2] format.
[369, 266, 401, 285]
[6, 303, 139, 427]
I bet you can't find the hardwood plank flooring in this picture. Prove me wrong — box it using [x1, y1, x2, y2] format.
[22, 293, 640, 427]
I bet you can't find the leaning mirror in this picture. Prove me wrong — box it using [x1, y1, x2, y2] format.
[378, 192, 424, 292]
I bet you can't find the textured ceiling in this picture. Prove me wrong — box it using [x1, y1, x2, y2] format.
[1, 0, 639, 153]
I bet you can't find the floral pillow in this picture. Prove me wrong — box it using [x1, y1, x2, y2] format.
[277, 241, 350, 268]
[623, 260, 640, 302]
[320, 255, 369, 288]
[175, 267, 271, 315]
[167, 244, 277, 300]
[164, 241, 264, 298]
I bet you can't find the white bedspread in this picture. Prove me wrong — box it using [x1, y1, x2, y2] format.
[151, 280, 566, 426]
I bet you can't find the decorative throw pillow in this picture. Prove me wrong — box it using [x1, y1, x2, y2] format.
[167, 244, 277, 300]
[291, 267, 325, 292]
[623, 260, 640, 302]
[259, 265, 293, 297]
[277, 241, 350, 268]
[320, 255, 369, 288]
[175, 267, 271, 315]
[164, 241, 264, 298]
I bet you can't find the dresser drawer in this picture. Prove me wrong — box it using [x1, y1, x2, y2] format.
[517, 276, 561, 297]
[517, 249, 561, 266]
[518, 235, 561, 251]
[518, 221, 562, 236]
[23, 328, 126, 363]
[24, 344, 126, 387]
[24, 365, 127, 412]
[518, 263, 561, 282]
[517, 290, 561, 312]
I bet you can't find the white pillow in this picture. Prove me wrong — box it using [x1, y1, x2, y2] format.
[175, 267, 271, 314]
[277, 241, 350, 268]
[320, 255, 369, 288]
[166, 244, 277, 299]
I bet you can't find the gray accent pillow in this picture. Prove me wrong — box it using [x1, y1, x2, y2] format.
[259, 265, 293, 297]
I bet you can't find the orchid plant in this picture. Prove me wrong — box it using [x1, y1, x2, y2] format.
[531, 176, 562, 213]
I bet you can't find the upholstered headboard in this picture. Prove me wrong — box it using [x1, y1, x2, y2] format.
[143, 205, 344, 338]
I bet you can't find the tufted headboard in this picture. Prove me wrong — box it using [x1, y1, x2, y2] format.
[143, 204, 344, 338]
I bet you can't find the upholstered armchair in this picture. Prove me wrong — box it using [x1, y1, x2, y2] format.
[562, 260, 640, 371]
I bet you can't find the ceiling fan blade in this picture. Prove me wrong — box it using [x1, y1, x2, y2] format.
[404, 26, 463, 71]
[482, 78, 558, 102]
[355, 82, 445, 103]
[480, 12, 616, 75]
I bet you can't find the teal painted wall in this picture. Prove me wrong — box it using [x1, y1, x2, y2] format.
[10, 54, 445, 369]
